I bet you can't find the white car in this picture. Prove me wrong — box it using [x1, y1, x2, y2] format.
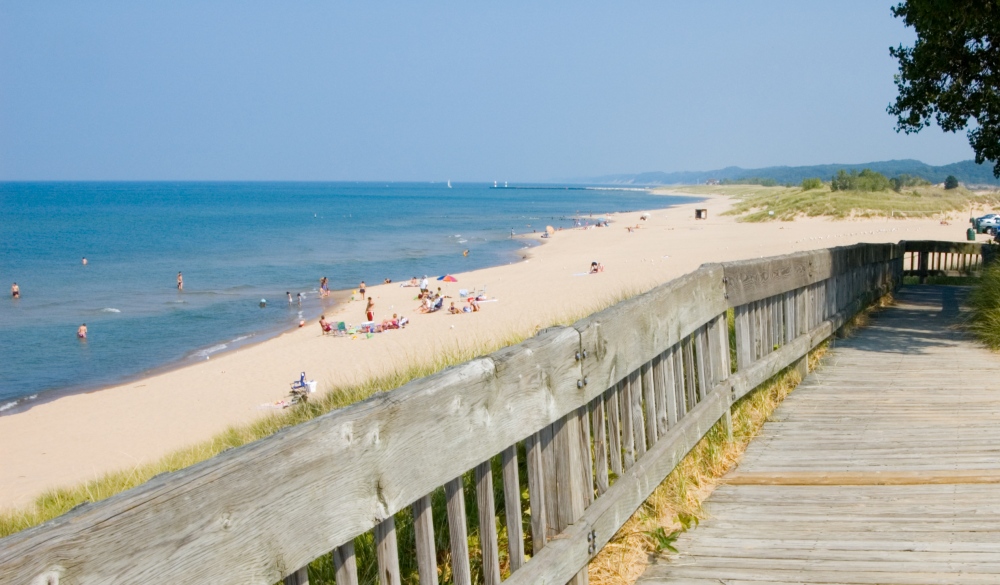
[978, 214, 1000, 231]
[976, 213, 1000, 236]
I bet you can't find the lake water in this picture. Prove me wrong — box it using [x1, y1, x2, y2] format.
[0, 182, 699, 411]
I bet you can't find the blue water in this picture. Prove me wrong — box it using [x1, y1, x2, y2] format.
[0, 182, 699, 410]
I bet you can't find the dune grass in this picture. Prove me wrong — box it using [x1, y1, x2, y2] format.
[669, 184, 1000, 222]
[967, 262, 1000, 350]
[0, 287, 643, 540]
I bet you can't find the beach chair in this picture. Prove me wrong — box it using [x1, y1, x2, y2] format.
[290, 372, 307, 391]
[335, 321, 347, 336]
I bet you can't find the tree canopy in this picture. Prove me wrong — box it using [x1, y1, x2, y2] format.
[831, 169, 892, 192]
[888, 1, 1000, 176]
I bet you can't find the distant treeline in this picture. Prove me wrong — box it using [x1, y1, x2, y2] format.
[591, 159, 1000, 186]
[721, 169, 948, 193]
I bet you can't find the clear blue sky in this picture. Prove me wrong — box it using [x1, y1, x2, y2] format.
[0, 1, 974, 181]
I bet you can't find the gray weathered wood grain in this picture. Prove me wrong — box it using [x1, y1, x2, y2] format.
[411, 494, 438, 585]
[474, 461, 501, 585]
[332, 542, 358, 585]
[445, 476, 472, 585]
[524, 431, 547, 554]
[374, 516, 401, 585]
[605, 384, 623, 477]
[500, 445, 525, 573]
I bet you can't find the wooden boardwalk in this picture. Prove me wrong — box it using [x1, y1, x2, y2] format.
[639, 285, 1000, 585]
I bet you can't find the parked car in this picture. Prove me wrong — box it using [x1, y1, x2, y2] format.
[977, 214, 1000, 233]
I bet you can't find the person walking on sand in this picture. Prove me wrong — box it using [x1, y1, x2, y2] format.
[77, 323, 88, 339]
[366, 297, 375, 322]
[11, 282, 19, 299]
[177, 272, 184, 291]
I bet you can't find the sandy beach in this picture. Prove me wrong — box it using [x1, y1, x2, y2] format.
[0, 192, 977, 510]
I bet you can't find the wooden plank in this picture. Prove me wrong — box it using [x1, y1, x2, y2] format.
[795, 287, 807, 336]
[578, 405, 595, 507]
[445, 477, 472, 585]
[683, 335, 697, 410]
[540, 423, 559, 542]
[642, 362, 658, 447]
[630, 370, 647, 459]
[716, 314, 731, 380]
[672, 345, 687, 418]
[721, 243, 900, 306]
[523, 431, 547, 554]
[695, 324, 711, 399]
[663, 347, 679, 427]
[652, 354, 669, 436]
[734, 303, 752, 372]
[411, 495, 438, 585]
[332, 542, 358, 585]
[903, 239, 981, 255]
[374, 516, 401, 585]
[620, 377, 636, 469]
[500, 445, 525, 573]
[725, 470, 1000, 485]
[553, 410, 589, 585]
[474, 460, 501, 585]
[283, 567, 309, 585]
[591, 398, 610, 496]
[605, 384, 623, 477]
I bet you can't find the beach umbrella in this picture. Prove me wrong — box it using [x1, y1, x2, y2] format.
[438, 275, 458, 282]
[546, 225, 555, 235]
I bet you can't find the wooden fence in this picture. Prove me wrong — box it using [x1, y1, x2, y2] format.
[1, 241, 931, 585]
[902, 240, 986, 282]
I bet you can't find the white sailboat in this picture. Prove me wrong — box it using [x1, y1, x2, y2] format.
[447, 180, 452, 188]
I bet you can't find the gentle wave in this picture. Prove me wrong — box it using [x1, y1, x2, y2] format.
[100, 308, 121, 313]
[0, 394, 38, 414]
[192, 344, 227, 359]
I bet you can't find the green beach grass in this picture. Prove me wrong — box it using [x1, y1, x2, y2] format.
[668, 184, 1000, 222]
[967, 259, 1000, 350]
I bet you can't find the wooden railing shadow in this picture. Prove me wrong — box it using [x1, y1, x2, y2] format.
[2, 241, 968, 585]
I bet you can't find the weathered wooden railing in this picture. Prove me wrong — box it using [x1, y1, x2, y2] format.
[1, 242, 910, 585]
[902, 240, 986, 282]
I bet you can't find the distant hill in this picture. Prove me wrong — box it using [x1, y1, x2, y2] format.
[588, 159, 1000, 187]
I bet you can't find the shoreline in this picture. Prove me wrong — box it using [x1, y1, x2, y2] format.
[0, 208, 619, 418]
[0, 193, 978, 510]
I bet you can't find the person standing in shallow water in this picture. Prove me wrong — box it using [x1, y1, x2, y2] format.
[177, 272, 183, 291]
[11, 283, 19, 298]
[77, 324, 87, 339]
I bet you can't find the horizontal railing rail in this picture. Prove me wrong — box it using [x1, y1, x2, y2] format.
[902, 240, 986, 281]
[0, 241, 919, 585]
